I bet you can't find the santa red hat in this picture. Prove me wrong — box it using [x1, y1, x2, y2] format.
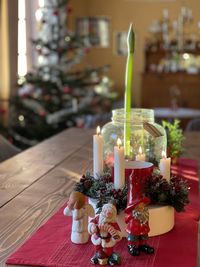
[125, 170, 150, 214]
[125, 196, 150, 214]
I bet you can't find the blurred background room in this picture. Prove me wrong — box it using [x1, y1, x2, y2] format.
[0, 0, 200, 155]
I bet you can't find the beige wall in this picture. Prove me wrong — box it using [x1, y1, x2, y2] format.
[70, 0, 200, 106]
[0, 0, 18, 125]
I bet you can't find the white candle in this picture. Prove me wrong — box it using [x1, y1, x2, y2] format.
[114, 138, 125, 189]
[159, 151, 171, 182]
[93, 126, 104, 179]
[136, 146, 146, 161]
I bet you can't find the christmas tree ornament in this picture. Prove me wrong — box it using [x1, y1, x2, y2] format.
[88, 203, 122, 265]
[63, 191, 95, 244]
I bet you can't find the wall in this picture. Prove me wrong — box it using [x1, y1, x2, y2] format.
[70, 0, 200, 106]
[0, 0, 18, 125]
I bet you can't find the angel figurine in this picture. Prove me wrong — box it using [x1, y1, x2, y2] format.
[64, 191, 95, 244]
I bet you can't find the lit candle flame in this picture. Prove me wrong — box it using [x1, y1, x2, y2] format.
[117, 138, 122, 148]
[96, 126, 101, 135]
[139, 146, 142, 154]
[162, 150, 167, 159]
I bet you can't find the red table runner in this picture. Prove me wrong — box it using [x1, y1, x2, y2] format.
[6, 159, 200, 267]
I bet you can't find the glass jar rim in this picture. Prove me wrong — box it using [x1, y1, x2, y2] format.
[112, 108, 154, 123]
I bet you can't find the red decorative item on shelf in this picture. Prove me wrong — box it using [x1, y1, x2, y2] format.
[67, 6, 72, 14]
[84, 48, 91, 54]
[53, 10, 59, 16]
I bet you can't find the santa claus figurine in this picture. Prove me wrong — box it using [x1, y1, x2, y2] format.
[64, 191, 95, 244]
[88, 202, 122, 265]
[125, 170, 154, 256]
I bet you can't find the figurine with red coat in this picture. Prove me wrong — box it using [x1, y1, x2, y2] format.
[125, 170, 154, 256]
[88, 202, 122, 265]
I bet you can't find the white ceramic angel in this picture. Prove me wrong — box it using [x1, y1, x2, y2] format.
[64, 191, 95, 244]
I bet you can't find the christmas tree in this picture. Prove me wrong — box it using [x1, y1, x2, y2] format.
[9, 0, 115, 149]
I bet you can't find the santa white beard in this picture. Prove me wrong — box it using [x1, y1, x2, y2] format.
[98, 213, 118, 239]
[98, 213, 113, 225]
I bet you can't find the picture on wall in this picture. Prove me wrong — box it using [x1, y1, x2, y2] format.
[115, 32, 128, 56]
[76, 17, 110, 47]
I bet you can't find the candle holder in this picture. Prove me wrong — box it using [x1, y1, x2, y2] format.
[102, 108, 167, 167]
[125, 161, 153, 190]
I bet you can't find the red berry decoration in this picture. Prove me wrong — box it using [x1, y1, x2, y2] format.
[84, 180, 92, 189]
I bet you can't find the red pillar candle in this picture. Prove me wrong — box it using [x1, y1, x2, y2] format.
[125, 161, 153, 198]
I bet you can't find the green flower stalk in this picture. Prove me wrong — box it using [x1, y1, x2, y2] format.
[124, 24, 135, 157]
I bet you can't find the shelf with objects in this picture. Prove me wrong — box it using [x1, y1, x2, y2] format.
[141, 6, 200, 113]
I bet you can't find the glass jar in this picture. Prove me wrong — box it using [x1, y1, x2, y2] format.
[102, 108, 167, 166]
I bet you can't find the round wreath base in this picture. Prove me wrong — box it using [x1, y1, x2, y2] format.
[89, 197, 174, 237]
[74, 171, 189, 237]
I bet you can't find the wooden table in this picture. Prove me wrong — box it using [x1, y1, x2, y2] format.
[0, 128, 199, 267]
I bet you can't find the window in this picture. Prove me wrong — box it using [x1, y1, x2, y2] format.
[18, 0, 27, 77]
[18, 0, 38, 80]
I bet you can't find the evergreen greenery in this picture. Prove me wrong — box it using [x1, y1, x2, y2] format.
[162, 120, 184, 159]
[74, 172, 189, 213]
[144, 174, 190, 212]
[74, 172, 128, 214]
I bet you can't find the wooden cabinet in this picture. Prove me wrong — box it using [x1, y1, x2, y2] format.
[141, 44, 200, 109]
[141, 73, 200, 109]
